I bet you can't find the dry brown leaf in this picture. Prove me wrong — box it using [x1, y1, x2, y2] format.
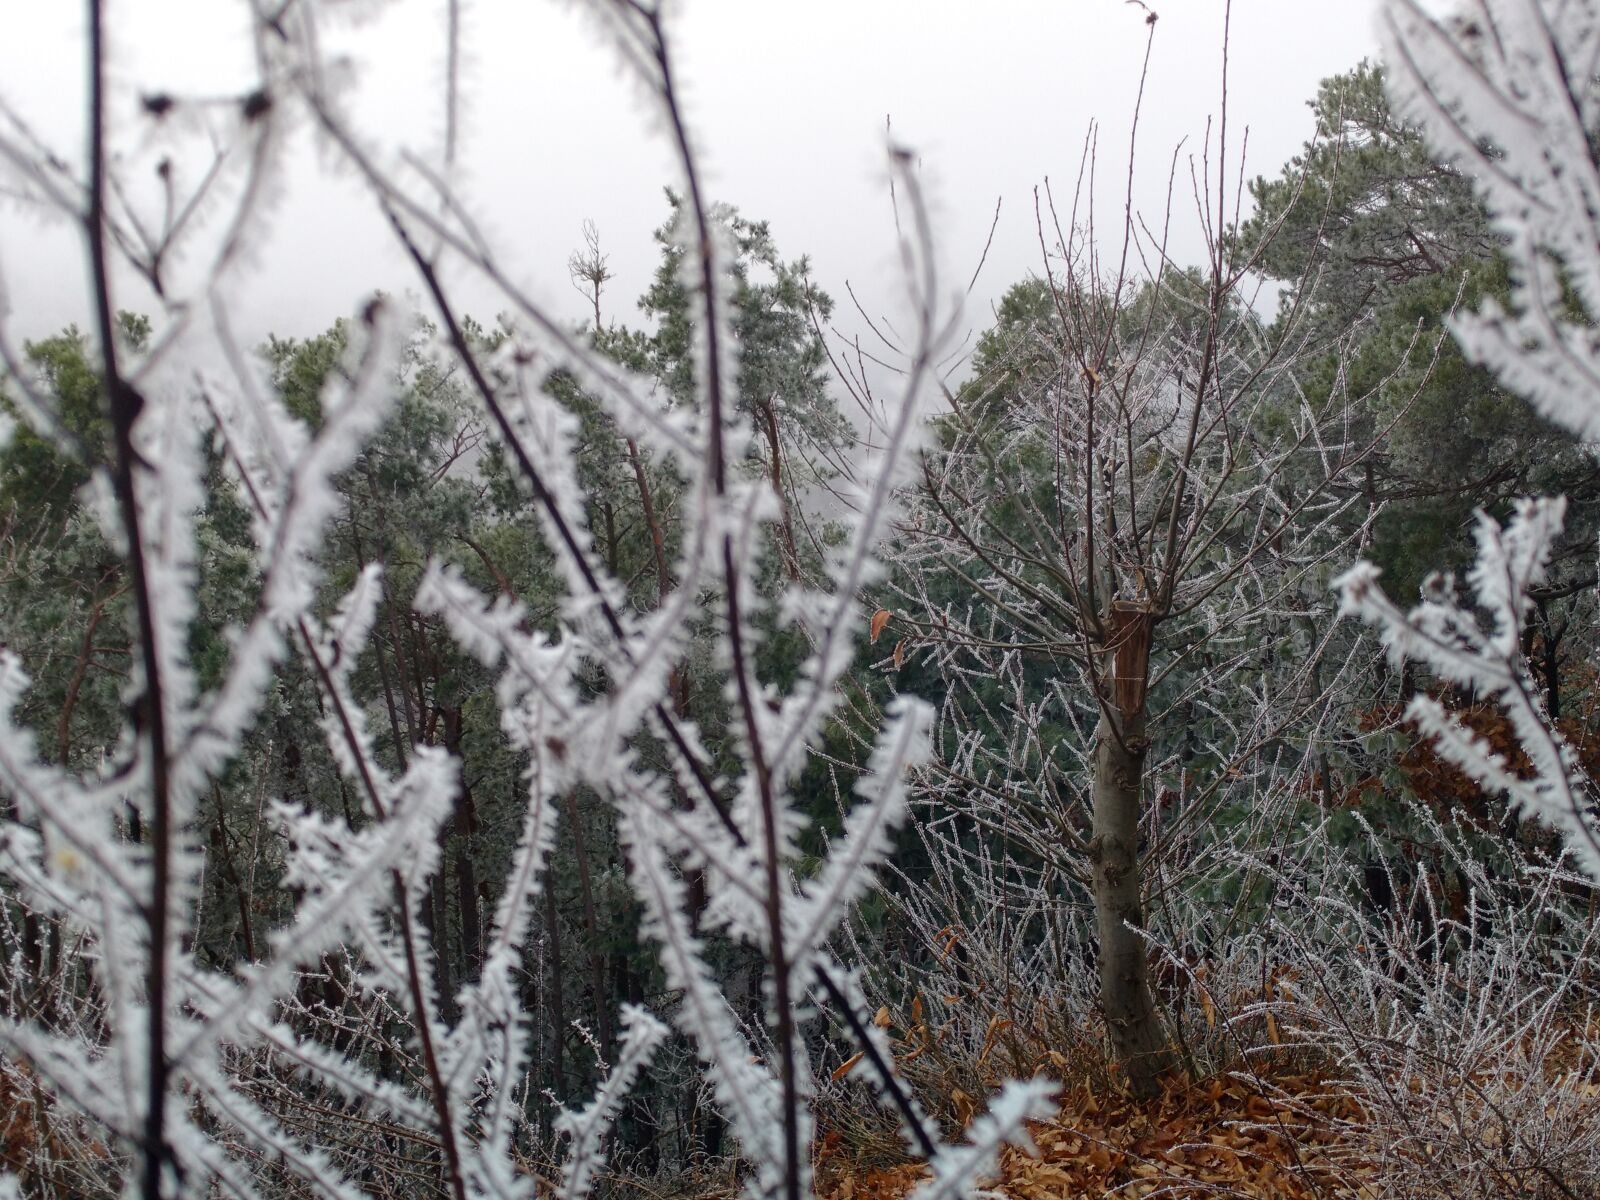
[831, 1051, 864, 1082]
[869, 609, 892, 643]
[951, 1088, 975, 1127]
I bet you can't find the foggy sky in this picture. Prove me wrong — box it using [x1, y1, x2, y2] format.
[0, 2, 1385, 361]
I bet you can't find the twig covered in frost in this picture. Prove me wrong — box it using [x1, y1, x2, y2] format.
[1339, 0, 1600, 881]
[555, 1005, 669, 1200]
[1338, 499, 1600, 877]
[0, 2, 1053, 1197]
[906, 1078, 1056, 1200]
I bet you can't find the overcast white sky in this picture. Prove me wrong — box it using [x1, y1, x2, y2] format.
[0, 1, 1386, 361]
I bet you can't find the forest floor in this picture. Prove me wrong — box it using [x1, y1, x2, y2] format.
[814, 1071, 1379, 1200]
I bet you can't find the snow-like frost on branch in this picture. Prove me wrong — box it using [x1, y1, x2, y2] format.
[0, 2, 1053, 1197]
[1383, 0, 1600, 442]
[1340, 0, 1600, 880]
[1337, 499, 1600, 877]
[554, 1005, 669, 1200]
[906, 1078, 1056, 1200]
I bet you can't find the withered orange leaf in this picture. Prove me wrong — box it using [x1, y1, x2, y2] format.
[869, 609, 892, 643]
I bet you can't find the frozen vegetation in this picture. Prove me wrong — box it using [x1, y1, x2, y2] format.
[1, 2, 1600, 1198]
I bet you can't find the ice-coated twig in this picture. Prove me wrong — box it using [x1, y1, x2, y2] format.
[554, 1005, 669, 1200]
[905, 1078, 1056, 1200]
[1343, 0, 1600, 881]
[1337, 500, 1600, 877]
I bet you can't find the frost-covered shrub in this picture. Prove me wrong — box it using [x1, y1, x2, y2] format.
[1341, 0, 1600, 880]
[0, 5, 1053, 1197]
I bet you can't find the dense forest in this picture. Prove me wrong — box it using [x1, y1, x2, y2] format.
[3, 2, 1600, 1199]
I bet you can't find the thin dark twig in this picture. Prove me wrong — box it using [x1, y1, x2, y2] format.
[84, 5, 175, 1195]
[967, 196, 1003, 296]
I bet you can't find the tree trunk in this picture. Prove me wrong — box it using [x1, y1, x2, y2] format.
[544, 883, 567, 1097]
[564, 790, 613, 1064]
[442, 708, 483, 978]
[429, 870, 454, 1022]
[1534, 597, 1563, 719]
[759, 400, 801, 582]
[1089, 604, 1173, 1095]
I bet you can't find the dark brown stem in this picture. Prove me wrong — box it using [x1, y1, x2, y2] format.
[298, 622, 469, 1200]
[811, 966, 937, 1160]
[56, 593, 109, 765]
[199, 357, 469, 1200]
[456, 532, 515, 597]
[350, 527, 411, 768]
[722, 535, 802, 1200]
[625, 437, 672, 604]
[442, 708, 482, 974]
[760, 400, 801, 582]
[85, 5, 175, 1193]
[210, 803, 257, 962]
[543, 881, 567, 1096]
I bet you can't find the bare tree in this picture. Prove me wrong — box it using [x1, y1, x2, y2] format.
[881, 16, 1425, 1094]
